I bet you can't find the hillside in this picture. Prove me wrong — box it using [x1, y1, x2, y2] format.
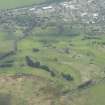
[0, 0, 105, 105]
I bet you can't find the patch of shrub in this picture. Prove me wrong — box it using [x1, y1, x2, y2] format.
[25, 56, 40, 68]
[0, 64, 13, 68]
[0, 51, 14, 60]
[77, 80, 94, 89]
[32, 48, 40, 52]
[62, 73, 74, 81]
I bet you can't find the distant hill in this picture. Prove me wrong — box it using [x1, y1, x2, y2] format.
[0, 0, 64, 9]
[0, 0, 48, 9]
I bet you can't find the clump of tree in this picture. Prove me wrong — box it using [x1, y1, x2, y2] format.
[26, 56, 40, 68]
[32, 48, 40, 52]
[77, 80, 94, 89]
[0, 51, 15, 60]
[61, 73, 74, 81]
[0, 64, 13, 68]
[25, 56, 56, 77]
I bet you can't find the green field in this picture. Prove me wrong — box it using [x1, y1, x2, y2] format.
[0, 1, 105, 104]
[0, 26, 105, 104]
[0, 0, 47, 9]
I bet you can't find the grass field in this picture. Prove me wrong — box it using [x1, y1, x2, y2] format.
[0, 3, 105, 104]
[0, 25, 105, 104]
[0, 0, 47, 9]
